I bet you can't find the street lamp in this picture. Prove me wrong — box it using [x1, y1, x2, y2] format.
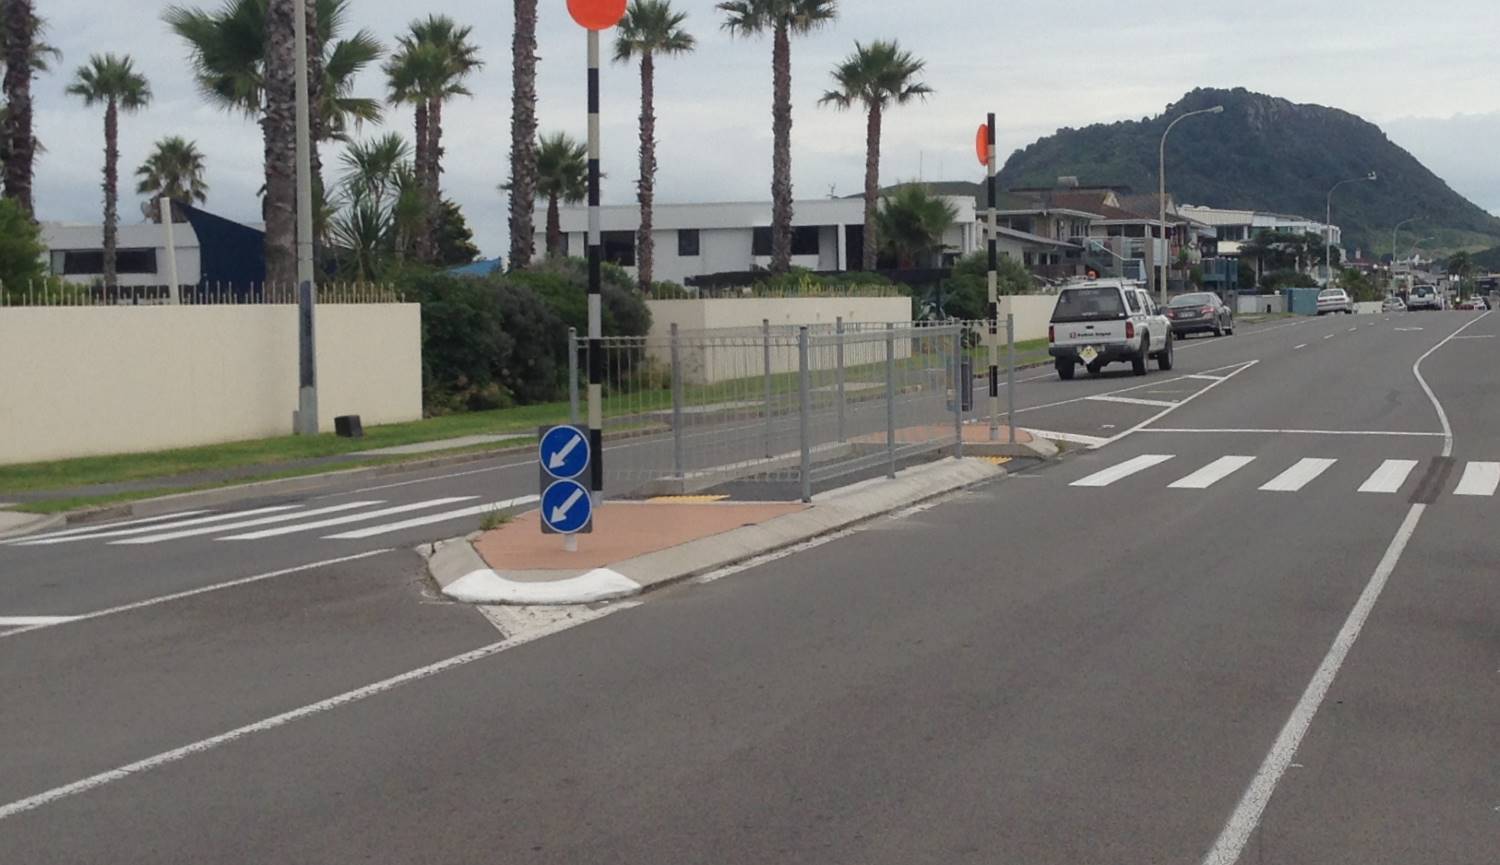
[1157, 104, 1223, 302]
[1325, 171, 1377, 287]
[1390, 215, 1419, 287]
[292, 0, 318, 435]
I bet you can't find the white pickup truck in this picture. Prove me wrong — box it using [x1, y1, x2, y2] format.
[1047, 280, 1174, 380]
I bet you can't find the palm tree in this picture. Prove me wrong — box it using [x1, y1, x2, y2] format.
[535, 132, 587, 258]
[718, 0, 837, 273]
[66, 54, 151, 289]
[165, 0, 383, 287]
[818, 40, 931, 272]
[614, 0, 694, 294]
[1447, 250, 1474, 298]
[385, 15, 481, 262]
[874, 184, 955, 269]
[136, 136, 209, 221]
[2, 1, 58, 215]
[508, 0, 539, 271]
[338, 132, 410, 207]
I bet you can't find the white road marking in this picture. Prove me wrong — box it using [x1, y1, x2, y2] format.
[1323, 334, 1335, 340]
[1347, 326, 1357, 332]
[1259, 458, 1337, 492]
[0, 616, 79, 627]
[323, 496, 541, 539]
[1394, 327, 1423, 332]
[1203, 310, 1491, 865]
[1097, 361, 1259, 449]
[1453, 334, 1496, 339]
[219, 497, 477, 540]
[0, 600, 633, 823]
[0, 510, 216, 545]
[0, 550, 393, 641]
[1070, 454, 1175, 487]
[109, 501, 384, 545]
[12, 506, 301, 546]
[1357, 460, 1420, 494]
[1168, 456, 1256, 490]
[1453, 462, 1500, 497]
[1140, 428, 1444, 438]
[1185, 374, 1227, 381]
[1086, 394, 1179, 408]
[1017, 428, 1110, 447]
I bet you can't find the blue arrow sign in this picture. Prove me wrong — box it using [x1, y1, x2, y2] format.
[541, 479, 592, 534]
[539, 425, 590, 480]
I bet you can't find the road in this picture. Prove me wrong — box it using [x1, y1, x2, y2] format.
[0, 311, 1494, 863]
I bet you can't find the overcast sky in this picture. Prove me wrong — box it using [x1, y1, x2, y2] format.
[32, 0, 1500, 258]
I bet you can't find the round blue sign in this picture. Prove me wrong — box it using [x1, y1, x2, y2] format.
[541, 479, 593, 534]
[540, 426, 590, 480]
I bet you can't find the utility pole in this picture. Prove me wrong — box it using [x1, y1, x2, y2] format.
[1157, 104, 1224, 303]
[985, 113, 998, 442]
[293, 0, 318, 435]
[1326, 171, 1377, 289]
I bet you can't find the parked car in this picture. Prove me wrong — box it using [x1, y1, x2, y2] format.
[1048, 279, 1173, 380]
[1316, 288, 1354, 315]
[1381, 296, 1407, 312]
[1407, 284, 1442, 310]
[1457, 297, 1489, 311]
[1166, 292, 1235, 337]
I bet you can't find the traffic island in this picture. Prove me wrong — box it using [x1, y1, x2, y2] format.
[849, 423, 1057, 461]
[425, 457, 1009, 606]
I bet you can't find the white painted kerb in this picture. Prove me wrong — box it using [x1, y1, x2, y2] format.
[443, 568, 642, 605]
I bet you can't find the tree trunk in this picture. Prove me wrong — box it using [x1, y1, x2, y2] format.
[508, 0, 539, 271]
[304, 0, 325, 257]
[102, 99, 119, 289]
[636, 51, 655, 293]
[262, 0, 298, 292]
[862, 102, 881, 272]
[2, 0, 35, 216]
[769, 20, 793, 273]
[546, 193, 561, 258]
[424, 96, 444, 263]
[411, 102, 429, 261]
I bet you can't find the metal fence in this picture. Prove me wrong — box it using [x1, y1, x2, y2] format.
[0, 281, 403, 307]
[571, 321, 988, 502]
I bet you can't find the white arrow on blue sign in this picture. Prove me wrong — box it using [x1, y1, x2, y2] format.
[541, 479, 592, 534]
[539, 425, 590, 480]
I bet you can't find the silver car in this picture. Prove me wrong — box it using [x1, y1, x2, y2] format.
[1381, 296, 1407, 312]
[1317, 288, 1353, 315]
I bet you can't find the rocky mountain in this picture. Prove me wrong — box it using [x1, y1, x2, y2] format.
[994, 87, 1500, 257]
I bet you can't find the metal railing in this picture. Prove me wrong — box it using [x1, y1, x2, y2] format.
[0, 281, 403, 307]
[572, 321, 974, 501]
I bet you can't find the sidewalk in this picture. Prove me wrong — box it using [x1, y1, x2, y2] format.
[427, 457, 1011, 606]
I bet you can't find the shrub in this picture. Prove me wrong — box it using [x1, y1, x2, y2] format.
[0, 199, 46, 297]
[935, 252, 1035, 320]
[1261, 269, 1319, 291]
[506, 257, 652, 339]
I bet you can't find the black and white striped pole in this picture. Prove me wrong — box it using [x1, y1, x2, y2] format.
[568, 0, 627, 501]
[984, 113, 999, 441]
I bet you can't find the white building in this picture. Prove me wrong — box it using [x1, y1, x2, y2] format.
[42, 221, 201, 288]
[534, 196, 1076, 284]
[1178, 205, 1340, 254]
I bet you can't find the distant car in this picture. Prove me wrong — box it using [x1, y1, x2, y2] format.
[1458, 297, 1489, 311]
[1166, 291, 1235, 337]
[1381, 296, 1407, 313]
[1407, 284, 1442, 310]
[1048, 280, 1174, 380]
[1316, 288, 1354, 315]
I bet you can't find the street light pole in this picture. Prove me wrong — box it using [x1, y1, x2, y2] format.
[1325, 171, 1377, 289]
[1157, 104, 1223, 303]
[1391, 215, 1418, 286]
[292, 0, 318, 435]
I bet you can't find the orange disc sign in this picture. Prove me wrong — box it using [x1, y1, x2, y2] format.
[975, 123, 991, 167]
[567, 0, 628, 30]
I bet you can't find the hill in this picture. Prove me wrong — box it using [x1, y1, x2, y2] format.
[994, 87, 1500, 257]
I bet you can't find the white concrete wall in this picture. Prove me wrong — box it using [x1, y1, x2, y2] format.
[0, 304, 422, 465]
[997, 296, 1060, 342]
[1237, 294, 1286, 315]
[644, 297, 913, 384]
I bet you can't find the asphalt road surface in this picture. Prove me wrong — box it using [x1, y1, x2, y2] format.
[1, 311, 1494, 864]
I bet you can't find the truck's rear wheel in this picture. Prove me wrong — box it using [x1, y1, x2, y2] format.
[1132, 336, 1149, 376]
[1157, 333, 1175, 370]
[1056, 359, 1075, 381]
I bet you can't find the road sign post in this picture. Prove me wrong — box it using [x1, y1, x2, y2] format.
[539, 425, 594, 547]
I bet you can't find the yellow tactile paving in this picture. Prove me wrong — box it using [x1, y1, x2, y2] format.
[647, 494, 731, 503]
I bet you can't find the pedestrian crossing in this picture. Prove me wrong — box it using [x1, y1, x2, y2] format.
[0, 494, 541, 548]
[1069, 454, 1499, 498]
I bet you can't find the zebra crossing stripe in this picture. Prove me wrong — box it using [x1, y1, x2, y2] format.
[110, 501, 385, 545]
[218, 497, 477, 540]
[1259, 458, 1338, 492]
[1358, 460, 1420, 494]
[14, 506, 301, 546]
[0, 510, 216, 545]
[1453, 462, 1500, 497]
[1070, 454, 1175, 487]
[323, 495, 543, 540]
[1168, 456, 1256, 489]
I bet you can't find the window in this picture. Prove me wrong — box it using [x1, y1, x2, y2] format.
[558, 233, 570, 257]
[56, 248, 159, 275]
[678, 229, 700, 257]
[752, 226, 820, 257]
[1051, 287, 1127, 323]
[602, 231, 635, 267]
[1125, 291, 1143, 313]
